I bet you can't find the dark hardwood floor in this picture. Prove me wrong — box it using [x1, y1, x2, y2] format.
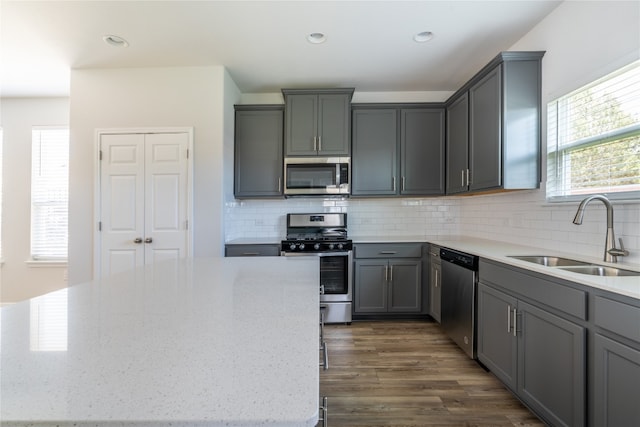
[319, 320, 544, 426]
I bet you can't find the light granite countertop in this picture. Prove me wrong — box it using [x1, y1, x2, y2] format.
[226, 236, 640, 300]
[0, 257, 321, 427]
[355, 235, 640, 300]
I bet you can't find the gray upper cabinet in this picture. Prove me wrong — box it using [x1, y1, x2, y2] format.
[234, 105, 284, 199]
[446, 51, 545, 194]
[282, 88, 354, 156]
[351, 104, 445, 197]
[352, 108, 397, 196]
[445, 93, 469, 195]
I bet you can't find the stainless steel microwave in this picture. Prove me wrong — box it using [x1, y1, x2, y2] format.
[284, 157, 350, 196]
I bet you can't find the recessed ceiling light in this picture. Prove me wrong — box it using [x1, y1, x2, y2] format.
[413, 31, 434, 43]
[307, 32, 327, 44]
[103, 35, 129, 48]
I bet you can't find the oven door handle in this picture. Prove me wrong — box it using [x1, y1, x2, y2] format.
[281, 251, 351, 257]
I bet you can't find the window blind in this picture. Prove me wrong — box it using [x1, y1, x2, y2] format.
[547, 60, 640, 200]
[31, 127, 69, 260]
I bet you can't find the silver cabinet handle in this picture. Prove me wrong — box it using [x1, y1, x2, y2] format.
[461, 170, 465, 187]
[435, 269, 439, 287]
[466, 168, 471, 186]
[384, 265, 388, 281]
[507, 305, 512, 333]
[380, 251, 398, 255]
[392, 176, 396, 192]
[278, 177, 281, 192]
[513, 308, 518, 337]
[389, 265, 393, 282]
[401, 176, 406, 192]
[319, 396, 328, 427]
[133, 238, 143, 244]
[144, 237, 153, 244]
[318, 136, 322, 152]
[242, 252, 260, 256]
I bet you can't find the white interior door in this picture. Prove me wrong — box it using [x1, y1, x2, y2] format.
[100, 131, 189, 278]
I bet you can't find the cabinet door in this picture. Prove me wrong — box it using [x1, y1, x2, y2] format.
[593, 334, 640, 427]
[354, 259, 388, 313]
[477, 283, 518, 390]
[351, 109, 398, 196]
[318, 93, 351, 155]
[446, 93, 469, 194]
[400, 108, 445, 195]
[518, 300, 585, 427]
[388, 260, 421, 312]
[234, 108, 283, 198]
[469, 65, 502, 191]
[429, 260, 441, 322]
[285, 94, 318, 155]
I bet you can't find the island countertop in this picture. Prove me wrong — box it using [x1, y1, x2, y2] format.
[0, 257, 320, 426]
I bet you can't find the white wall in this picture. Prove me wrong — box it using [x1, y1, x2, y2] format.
[0, 98, 70, 303]
[69, 66, 235, 285]
[458, 0, 640, 265]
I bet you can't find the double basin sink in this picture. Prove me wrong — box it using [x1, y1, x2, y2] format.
[507, 255, 640, 277]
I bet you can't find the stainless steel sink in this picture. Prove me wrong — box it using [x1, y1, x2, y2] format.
[558, 266, 640, 277]
[507, 255, 592, 267]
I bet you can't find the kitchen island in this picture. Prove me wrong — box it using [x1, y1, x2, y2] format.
[1, 257, 320, 426]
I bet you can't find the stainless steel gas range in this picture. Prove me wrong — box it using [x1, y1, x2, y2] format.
[281, 213, 352, 324]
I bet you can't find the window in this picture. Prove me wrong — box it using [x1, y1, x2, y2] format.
[546, 60, 640, 201]
[31, 127, 69, 261]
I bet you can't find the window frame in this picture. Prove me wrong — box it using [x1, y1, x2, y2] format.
[30, 126, 69, 262]
[545, 60, 640, 203]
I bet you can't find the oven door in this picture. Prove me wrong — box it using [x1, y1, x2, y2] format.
[282, 251, 353, 302]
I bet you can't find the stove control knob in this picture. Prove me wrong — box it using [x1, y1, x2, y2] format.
[328, 243, 335, 250]
[289, 243, 297, 251]
[299, 243, 305, 250]
[337, 243, 344, 250]
[314, 243, 320, 250]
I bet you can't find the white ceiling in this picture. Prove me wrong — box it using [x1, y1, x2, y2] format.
[0, 0, 562, 98]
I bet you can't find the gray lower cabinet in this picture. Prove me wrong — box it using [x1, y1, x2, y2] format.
[234, 105, 283, 198]
[592, 295, 640, 426]
[225, 244, 281, 257]
[282, 89, 353, 156]
[353, 243, 424, 316]
[445, 51, 544, 195]
[351, 104, 445, 196]
[478, 260, 586, 427]
[428, 245, 441, 323]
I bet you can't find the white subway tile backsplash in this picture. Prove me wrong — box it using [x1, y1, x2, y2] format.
[224, 192, 640, 265]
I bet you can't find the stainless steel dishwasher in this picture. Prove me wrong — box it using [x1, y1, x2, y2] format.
[440, 247, 479, 359]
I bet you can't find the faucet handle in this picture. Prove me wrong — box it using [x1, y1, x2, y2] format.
[608, 238, 630, 257]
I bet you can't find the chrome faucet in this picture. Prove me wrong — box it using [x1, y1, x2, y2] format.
[573, 194, 629, 263]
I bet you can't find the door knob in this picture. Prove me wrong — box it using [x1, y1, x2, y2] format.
[144, 237, 153, 244]
[133, 238, 143, 244]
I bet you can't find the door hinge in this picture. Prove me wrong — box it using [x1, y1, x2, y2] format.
[185, 220, 189, 230]
[186, 149, 189, 159]
[98, 221, 102, 231]
[99, 150, 103, 161]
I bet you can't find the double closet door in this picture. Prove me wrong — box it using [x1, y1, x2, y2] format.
[99, 132, 190, 278]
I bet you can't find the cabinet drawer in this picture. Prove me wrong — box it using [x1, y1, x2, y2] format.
[479, 259, 587, 320]
[355, 243, 423, 259]
[225, 244, 280, 257]
[594, 296, 640, 343]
